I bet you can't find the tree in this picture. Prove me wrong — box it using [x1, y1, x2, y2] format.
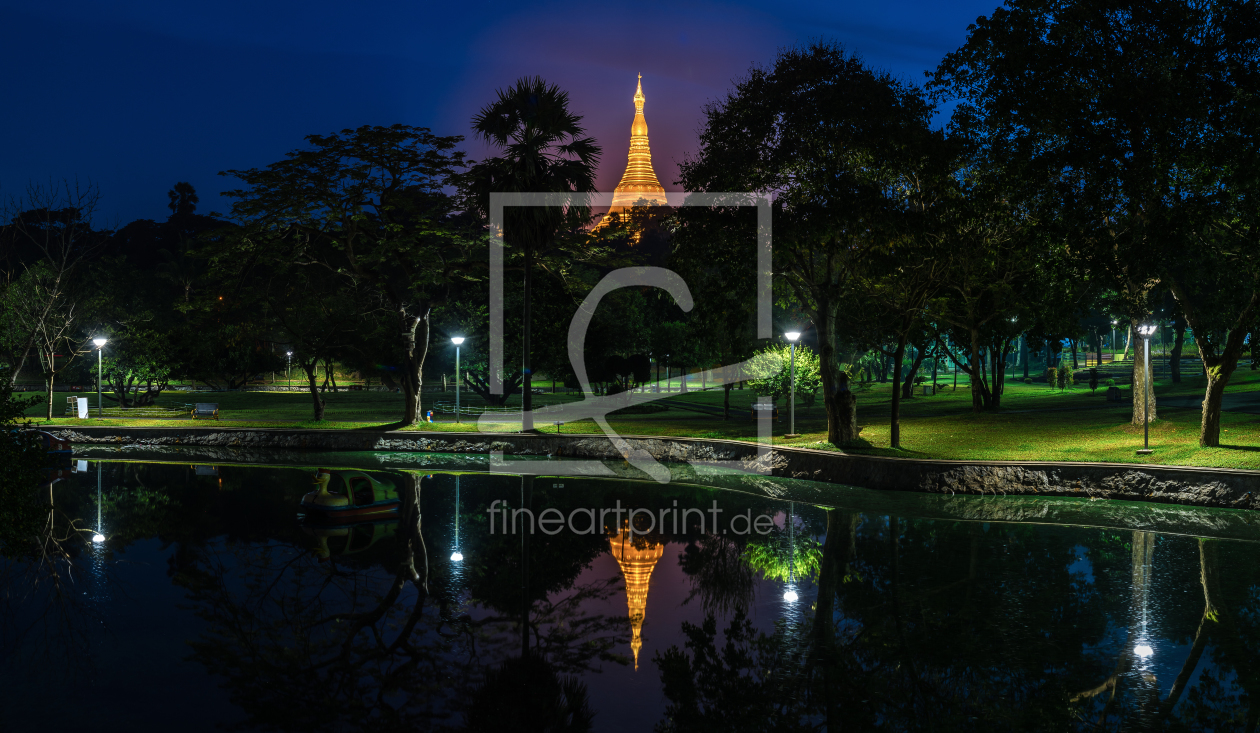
[0, 180, 101, 386]
[745, 342, 821, 408]
[679, 41, 939, 447]
[670, 206, 760, 419]
[222, 125, 471, 425]
[465, 77, 601, 431]
[932, 0, 1260, 434]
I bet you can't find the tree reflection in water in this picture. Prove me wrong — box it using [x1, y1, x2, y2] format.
[655, 507, 1260, 731]
[179, 471, 625, 731]
[18, 461, 1260, 731]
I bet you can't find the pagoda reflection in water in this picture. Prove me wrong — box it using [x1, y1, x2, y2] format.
[607, 527, 665, 670]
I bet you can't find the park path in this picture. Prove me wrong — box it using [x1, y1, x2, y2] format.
[1159, 392, 1260, 415]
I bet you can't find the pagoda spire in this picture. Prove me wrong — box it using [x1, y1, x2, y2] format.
[610, 74, 665, 210]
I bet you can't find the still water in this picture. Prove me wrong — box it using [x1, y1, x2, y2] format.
[4, 453, 1260, 731]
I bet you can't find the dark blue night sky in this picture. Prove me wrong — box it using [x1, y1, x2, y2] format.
[0, 0, 1001, 224]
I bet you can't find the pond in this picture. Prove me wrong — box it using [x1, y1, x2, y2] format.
[4, 452, 1260, 731]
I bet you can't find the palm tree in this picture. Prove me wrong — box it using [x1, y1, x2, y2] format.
[467, 77, 600, 429]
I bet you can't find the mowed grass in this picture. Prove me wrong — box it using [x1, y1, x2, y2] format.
[26, 358, 1260, 470]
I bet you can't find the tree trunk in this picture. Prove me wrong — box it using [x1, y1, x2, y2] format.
[890, 339, 906, 448]
[818, 305, 857, 446]
[1070, 338, 1079, 368]
[723, 383, 733, 420]
[399, 309, 431, 425]
[45, 367, 54, 420]
[1131, 319, 1157, 428]
[1022, 336, 1029, 380]
[1197, 325, 1251, 446]
[900, 347, 926, 399]
[1164, 539, 1222, 715]
[968, 329, 988, 413]
[813, 509, 845, 731]
[522, 244, 534, 431]
[1121, 326, 1132, 362]
[303, 361, 326, 421]
[988, 343, 1008, 410]
[1171, 316, 1186, 383]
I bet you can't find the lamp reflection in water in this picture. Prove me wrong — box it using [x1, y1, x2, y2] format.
[92, 461, 105, 543]
[783, 501, 797, 602]
[450, 474, 463, 562]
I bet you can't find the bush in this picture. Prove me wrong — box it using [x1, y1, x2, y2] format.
[1047, 367, 1058, 388]
[913, 375, 927, 385]
[1024, 377, 1032, 384]
[1106, 378, 1116, 387]
[1057, 365, 1073, 390]
[1088, 367, 1099, 393]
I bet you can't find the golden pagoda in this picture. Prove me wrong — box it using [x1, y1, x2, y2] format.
[608, 527, 665, 670]
[610, 74, 666, 212]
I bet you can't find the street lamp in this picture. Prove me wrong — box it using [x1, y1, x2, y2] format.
[451, 337, 465, 423]
[1137, 323, 1158, 454]
[92, 338, 107, 417]
[286, 351, 292, 386]
[1111, 320, 1118, 361]
[785, 331, 801, 437]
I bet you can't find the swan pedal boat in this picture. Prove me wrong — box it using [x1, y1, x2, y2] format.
[300, 469, 400, 519]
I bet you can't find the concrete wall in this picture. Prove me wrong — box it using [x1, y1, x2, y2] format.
[49, 425, 1260, 512]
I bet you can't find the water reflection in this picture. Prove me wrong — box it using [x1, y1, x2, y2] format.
[9, 461, 1260, 730]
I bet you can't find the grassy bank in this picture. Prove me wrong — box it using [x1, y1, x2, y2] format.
[27, 362, 1260, 470]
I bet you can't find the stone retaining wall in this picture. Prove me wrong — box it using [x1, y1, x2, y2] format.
[48, 425, 1260, 512]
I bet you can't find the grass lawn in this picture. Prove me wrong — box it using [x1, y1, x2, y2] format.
[26, 359, 1260, 470]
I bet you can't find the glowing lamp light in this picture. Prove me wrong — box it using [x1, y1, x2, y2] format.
[451, 336, 465, 345]
[92, 533, 105, 543]
[92, 338, 107, 347]
[783, 589, 799, 602]
[785, 331, 801, 342]
[450, 551, 463, 562]
[1135, 644, 1154, 659]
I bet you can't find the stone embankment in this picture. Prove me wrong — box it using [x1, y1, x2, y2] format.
[50, 425, 1260, 513]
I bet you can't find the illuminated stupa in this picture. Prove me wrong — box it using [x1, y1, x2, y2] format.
[609, 74, 666, 211]
[608, 527, 665, 670]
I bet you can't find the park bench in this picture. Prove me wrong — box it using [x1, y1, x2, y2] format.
[191, 403, 220, 420]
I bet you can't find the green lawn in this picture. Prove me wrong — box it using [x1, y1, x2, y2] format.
[27, 360, 1260, 470]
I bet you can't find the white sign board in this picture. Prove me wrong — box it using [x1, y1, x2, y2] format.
[77, 397, 88, 419]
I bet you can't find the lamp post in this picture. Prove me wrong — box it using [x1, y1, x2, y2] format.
[785, 331, 801, 437]
[1111, 320, 1118, 361]
[286, 351, 292, 386]
[1137, 323, 1158, 454]
[92, 338, 107, 418]
[451, 337, 464, 423]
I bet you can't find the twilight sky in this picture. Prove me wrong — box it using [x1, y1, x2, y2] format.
[0, 0, 1001, 224]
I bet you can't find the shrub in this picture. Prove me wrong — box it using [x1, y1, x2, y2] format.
[1106, 378, 1116, 387]
[1047, 367, 1058, 388]
[913, 375, 927, 385]
[1024, 377, 1032, 384]
[1089, 367, 1099, 393]
[1057, 365, 1073, 390]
